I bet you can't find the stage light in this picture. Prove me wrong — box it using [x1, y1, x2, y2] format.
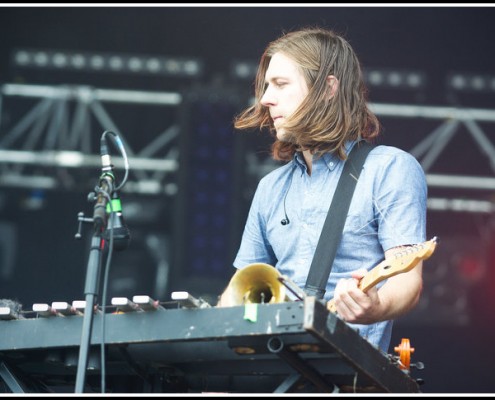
[230, 60, 258, 80]
[364, 68, 427, 90]
[447, 72, 495, 93]
[456, 254, 485, 284]
[11, 48, 204, 78]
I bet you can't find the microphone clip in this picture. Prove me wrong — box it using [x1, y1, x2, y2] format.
[91, 172, 115, 231]
[102, 190, 131, 251]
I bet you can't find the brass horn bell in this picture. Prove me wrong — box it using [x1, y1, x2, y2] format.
[225, 263, 288, 305]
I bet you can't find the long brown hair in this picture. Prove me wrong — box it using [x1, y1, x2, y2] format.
[234, 27, 380, 161]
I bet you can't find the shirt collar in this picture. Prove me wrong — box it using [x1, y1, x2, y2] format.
[293, 140, 356, 173]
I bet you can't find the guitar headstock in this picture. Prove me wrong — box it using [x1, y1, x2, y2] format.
[358, 237, 439, 292]
[381, 237, 438, 278]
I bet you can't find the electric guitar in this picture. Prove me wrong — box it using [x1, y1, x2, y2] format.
[326, 236, 438, 313]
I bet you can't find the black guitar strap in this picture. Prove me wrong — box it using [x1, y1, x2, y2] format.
[304, 141, 374, 299]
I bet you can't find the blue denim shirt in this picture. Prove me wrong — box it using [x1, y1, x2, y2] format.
[233, 141, 427, 352]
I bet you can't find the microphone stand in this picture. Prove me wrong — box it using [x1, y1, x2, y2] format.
[74, 129, 130, 393]
[74, 183, 112, 393]
[75, 229, 104, 393]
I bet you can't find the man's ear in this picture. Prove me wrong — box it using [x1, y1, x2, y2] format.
[326, 75, 339, 99]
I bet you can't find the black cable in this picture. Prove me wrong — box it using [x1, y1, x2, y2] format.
[281, 166, 296, 226]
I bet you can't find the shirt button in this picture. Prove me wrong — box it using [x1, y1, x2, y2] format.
[329, 162, 334, 167]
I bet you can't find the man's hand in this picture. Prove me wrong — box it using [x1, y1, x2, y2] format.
[331, 268, 383, 324]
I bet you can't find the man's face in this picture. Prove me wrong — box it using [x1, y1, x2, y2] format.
[260, 52, 309, 141]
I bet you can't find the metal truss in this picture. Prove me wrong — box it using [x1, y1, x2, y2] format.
[1, 83, 495, 213]
[0, 83, 181, 195]
[372, 103, 495, 214]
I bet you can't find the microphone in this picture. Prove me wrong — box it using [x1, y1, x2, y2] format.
[281, 216, 290, 225]
[92, 135, 115, 231]
[103, 191, 131, 251]
[95, 131, 131, 250]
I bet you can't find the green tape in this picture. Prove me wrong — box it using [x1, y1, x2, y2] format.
[243, 303, 258, 322]
[106, 198, 122, 213]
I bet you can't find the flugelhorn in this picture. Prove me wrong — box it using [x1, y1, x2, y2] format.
[224, 263, 288, 305]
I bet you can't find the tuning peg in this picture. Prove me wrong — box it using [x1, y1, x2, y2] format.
[410, 361, 425, 370]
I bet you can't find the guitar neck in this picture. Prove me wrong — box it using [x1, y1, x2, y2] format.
[358, 258, 404, 292]
[326, 237, 437, 314]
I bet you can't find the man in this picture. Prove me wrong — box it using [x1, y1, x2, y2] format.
[218, 27, 427, 353]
